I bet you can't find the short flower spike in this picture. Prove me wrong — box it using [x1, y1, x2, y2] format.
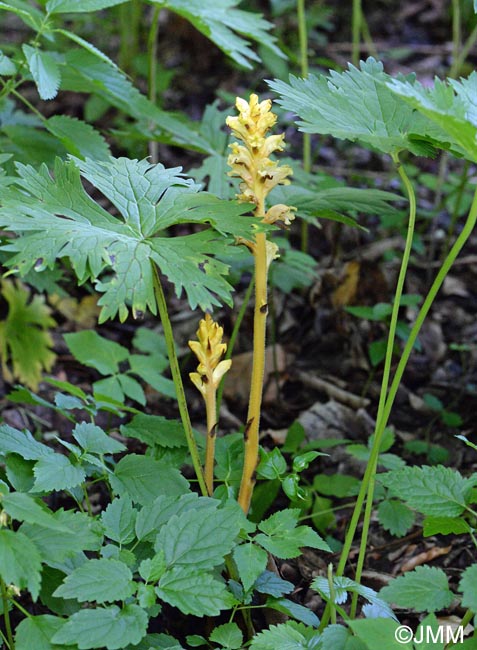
[188, 313, 231, 397]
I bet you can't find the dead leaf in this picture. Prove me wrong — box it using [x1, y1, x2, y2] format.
[49, 294, 99, 329]
[331, 261, 360, 308]
[400, 545, 451, 572]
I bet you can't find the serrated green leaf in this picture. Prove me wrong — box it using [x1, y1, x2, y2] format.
[33, 453, 86, 492]
[52, 604, 148, 650]
[23, 45, 61, 100]
[55, 29, 119, 70]
[155, 501, 243, 570]
[111, 454, 189, 505]
[121, 414, 188, 450]
[0, 424, 53, 460]
[1, 157, 259, 320]
[312, 575, 396, 620]
[250, 621, 318, 650]
[47, 0, 127, 12]
[459, 563, 477, 611]
[101, 497, 136, 544]
[0, 50, 16, 75]
[139, 551, 167, 583]
[348, 619, 413, 650]
[53, 558, 134, 603]
[269, 59, 448, 156]
[378, 499, 415, 537]
[135, 493, 213, 542]
[64, 330, 128, 375]
[388, 73, 477, 162]
[128, 354, 176, 399]
[72, 421, 126, 455]
[15, 614, 70, 650]
[20, 509, 103, 564]
[0, 2, 44, 32]
[379, 566, 453, 612]
[150, 0, 283, 69]
[155, 567, 235, 616]
[313, 474, 360, 498]
[378, 465, 473, 517]
[256, 509, 330, 558]
[0, 529, 42, 600]
[0, 279, 56, 389]
[46, 115, 110, 160]
[233, 543, 268, 592]
[423, 515, 471, 536]
[209, 623, 243, 649]
[2, 492, 70, 532]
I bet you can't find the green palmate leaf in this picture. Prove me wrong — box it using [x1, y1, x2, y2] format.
[209, 623, 243, 649]
[155, 567, 235, 616]
[33, 453, 86, 492]
[387, 72, 477, 162]
[46, 115, 110, 160]
[459, 563, 477, 611]
[268, 58, 448, 157]
[379, 566, 454, 612]
[0, 423, 53, 460]
[233, 543, 268, 592]
[72, 421, 126, 455]
[111, 454, 189, 505]
[378, 465, 474, 517]
[256, 509, 330, 558]
[52, 604, 148, 650]
[53, 558, 134, 603]
[378, 499, 415, 537]
[0, 156, 259, 321]
[0, 529, 42, 599]
[15, 614, 70, 650]
[154, 500, 243, 570]
[101, 497, 136, 544]
[47, 0, 127, 12]
[22, 45, 61, 101]
[0, 278, 56, 390]
[2, 492, 70, 532]
[250, 621, 320, 650]
[149, 0, 283, 69]
[64, 331, 128, 375]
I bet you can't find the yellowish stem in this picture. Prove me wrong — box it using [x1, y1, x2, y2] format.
[238, 230, 268, 513]
[204, 385, 217, 496]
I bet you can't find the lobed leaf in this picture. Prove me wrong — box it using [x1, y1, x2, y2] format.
[269, 58, 450, 157]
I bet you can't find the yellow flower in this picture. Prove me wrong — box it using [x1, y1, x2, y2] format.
[188, 313, 231, 397]
[226, 93, 295, 224]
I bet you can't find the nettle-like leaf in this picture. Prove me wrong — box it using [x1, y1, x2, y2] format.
[387, 72, 477, 162]
[268, 58, 451, 157]
[255, 508, 330, 558]
[52, 604, 148, 650]
[47, 0, 127, 12]
[150, 0, 284, 70]
[0, 529, 42, 600]
[378, 499, 415, 538]
[379, 566, 454, 613]
[459, 563, 477, 611]
[22, 45, 61, 101]
[0, 156, 261, 322]
[378, 465, 474, 517]
[250, 621, 320, 650]
[14, 615, 68, 650]
[0, 279, 56, 390]
[53, 558, 135, 603]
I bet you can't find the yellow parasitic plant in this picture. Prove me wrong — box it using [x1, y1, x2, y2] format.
[226, 94, 296, 513]
[189, 313, 232, 495]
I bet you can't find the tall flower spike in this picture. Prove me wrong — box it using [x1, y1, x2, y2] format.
[226, 94, 296, 222]
[189, 313, 231, 495]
